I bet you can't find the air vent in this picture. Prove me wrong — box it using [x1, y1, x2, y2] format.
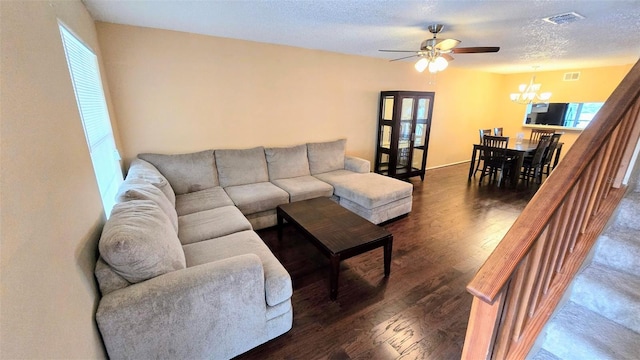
[543, 12, 585, 25]
[563, 72, 581, 81]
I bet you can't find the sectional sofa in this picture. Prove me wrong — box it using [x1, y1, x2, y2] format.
[94, 139, 413, 359]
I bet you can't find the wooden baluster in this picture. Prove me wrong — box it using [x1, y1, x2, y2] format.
[607, 107, 637, 193]
[613, 101, 640, 188]
[513, 230, 548, 340]
[544, 179, 585, 294]
[492, 259, 529, 359]
[589, 136, 615, 220]
[594, 130, 619, 213]
[531, 201, 566, 309]
[560, 151, 605, 273]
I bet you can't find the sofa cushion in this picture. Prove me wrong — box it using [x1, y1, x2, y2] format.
[178, 206, 253, 245]
[313, 169, 360, 184]
[265, 144, 310, 180]
[126, 159, 176, 206]
[182, 230, 292, 306]
[271, 175, 333, 202]
[175, 187, 234, 217]
[319, 172, 413, 209]
[224, 182, 289, 215]
[116, 179, 178, 233]
[307, 139, 346, 175]
[138, 150, 217, 195]
[215, 147, 269, 188]
[99, 200, 186, 283]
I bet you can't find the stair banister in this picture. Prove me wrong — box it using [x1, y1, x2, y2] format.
[462, 59, 640, 359]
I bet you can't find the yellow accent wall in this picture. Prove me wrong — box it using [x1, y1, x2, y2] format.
[1, 1, 115, 358]
[500, 65, 632, 157]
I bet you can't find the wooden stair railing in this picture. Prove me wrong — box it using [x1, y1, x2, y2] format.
[462, 59, 640, 360]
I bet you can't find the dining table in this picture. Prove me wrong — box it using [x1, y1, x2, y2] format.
[467, 138, 564, 186]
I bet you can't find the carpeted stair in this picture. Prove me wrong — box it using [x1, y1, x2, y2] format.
[530, 183, 640, 359]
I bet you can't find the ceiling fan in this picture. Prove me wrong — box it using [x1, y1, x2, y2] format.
[379, 24, 500, 73]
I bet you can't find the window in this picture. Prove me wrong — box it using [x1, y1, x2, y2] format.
[59, 23, 123, 217]
[563, 102, 605, 128]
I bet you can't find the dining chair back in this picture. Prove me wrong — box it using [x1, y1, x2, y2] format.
[479, 145, 512, 187]
[474, 129, 495, 176]
[479, 129, 492, 143]
[530, 128, 555, 142]
[521, 135, 552, 184]
[541, 133, 562, 177]
[493, 127, 504, 136]
[482, 135, 509, 148]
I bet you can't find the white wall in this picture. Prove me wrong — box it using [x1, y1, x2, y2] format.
[0, 1, 115, 357]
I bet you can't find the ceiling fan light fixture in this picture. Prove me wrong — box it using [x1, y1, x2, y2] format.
[428, 61, 438, 73]
[427, 55, 448, 73]
[434, 56, 448, 71]
[415, 58, 429, 72]
[379, 23, 499, 75]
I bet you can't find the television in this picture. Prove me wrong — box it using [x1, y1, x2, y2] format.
[526, 103, 568, 126]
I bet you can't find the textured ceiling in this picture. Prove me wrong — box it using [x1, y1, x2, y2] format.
[83, 0, 640, 74]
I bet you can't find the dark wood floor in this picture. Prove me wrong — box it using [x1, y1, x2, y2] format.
[238, 163, 539, 360]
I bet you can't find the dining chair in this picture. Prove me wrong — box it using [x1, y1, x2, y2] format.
[493, 127, 503, 136]
[541, 133, 562, 178]
[530, 128, 555, 142]
[473, 129, 494, 176]
[479, 135, 512, 185]
[479, 145, 513, 187]
[479, 129, 492, 143]
[521, 135, 552, 184]
[482, 135, 509, 148]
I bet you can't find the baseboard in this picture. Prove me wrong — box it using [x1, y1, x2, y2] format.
[426, 160, 471, 171]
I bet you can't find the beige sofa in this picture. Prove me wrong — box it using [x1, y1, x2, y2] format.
[94, 139, 412, 359]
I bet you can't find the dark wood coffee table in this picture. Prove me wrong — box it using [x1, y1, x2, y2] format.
[276, 197, 393, 300]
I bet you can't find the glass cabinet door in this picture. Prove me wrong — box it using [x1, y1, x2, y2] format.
[397, 97, 415, 173]
[413, 97, 431, 169]
[380, 96, 394, 149]
[376, 95, 395, 175]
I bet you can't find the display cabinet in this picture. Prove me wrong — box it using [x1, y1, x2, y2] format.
[374, 91, 435, 180]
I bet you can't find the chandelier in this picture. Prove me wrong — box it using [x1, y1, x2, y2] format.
[510, 67, 552, 104]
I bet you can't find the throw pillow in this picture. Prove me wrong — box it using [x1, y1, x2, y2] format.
[116, 179, 179, 233]
[99, 200, 186, 283]
[126, 159, 176, 206]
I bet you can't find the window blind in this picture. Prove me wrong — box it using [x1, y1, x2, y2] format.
[59, 24, 122, 217]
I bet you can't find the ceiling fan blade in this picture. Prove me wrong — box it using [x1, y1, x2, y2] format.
[389, 54, 420, 62]
[434, 38, 461, 51]
[441, 53, 454, 62]
[451, 46, 500, 54]
[379, 49, 420, 53]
